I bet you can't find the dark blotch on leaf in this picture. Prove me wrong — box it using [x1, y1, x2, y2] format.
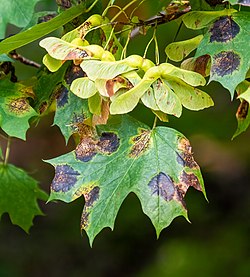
[7, 98, 30, 115]
[65, 64, 85, 85]
[84, 186, 100, 207]
[148, 172, 175, 201]
[57, 87, 69, 107]
[81, 210, 89, 229]
[52, 165, 80, 192]
[211, 51, 241, 77]
[129, 129, 151, 158]
[97, 132, 120, 154]
[210, 16, 240, 43]
[75, 137, 97, 162]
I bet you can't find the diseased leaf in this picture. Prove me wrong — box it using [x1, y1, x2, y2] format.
[80, 60, 135, 81]
[233, 81, 250, 138]
[0, 0, 40, 39]
[70, 77, 97, 99]
[195, 12, 250, 97]
[0, 79, 38, 140]
[228, 0, 250, 6]
[54, 65, 91, 143]
[0, 163, 48, 232]
[0, 4, 85, 54]
[165, 35, 203, 62]
[47, 115, 205, 245]
[182, 9, 237, 30]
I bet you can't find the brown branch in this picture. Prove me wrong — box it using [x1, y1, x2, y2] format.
[10, 50, 41, 68]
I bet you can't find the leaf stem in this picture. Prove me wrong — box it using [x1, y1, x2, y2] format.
[110, 0, 138, 22]
[4, 137, 11, 165]
[152, 116, 158, 129]
[85, 0, 99, 13]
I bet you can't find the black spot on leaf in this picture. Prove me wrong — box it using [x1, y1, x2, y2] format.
[52, 165, 80, 192]
[65, 64, 85, 85]
[148, 172, 175, 201]
[81, 210, 89, 229]
[97, 132, 120, 154]
[177, 138, 198, 169]
[7, 98, 30, 114]
[211, 51, 241, 77]
[129, 129, 151, 158]
[84, 186, 100, 207]
[75, 137, 97, 162]
[210, 16, 240, 43]
[57, 87, 69, 107]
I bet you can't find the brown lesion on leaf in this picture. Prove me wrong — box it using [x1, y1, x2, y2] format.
[74, 124, 120, 162]
[211, 51, 241, 77]
[178, 171, 202, 194]
[177, 137, 198, 169]
[7, 98, 31, 115]
[236, 100, 249, 120]
[51, 165, 80, 193]
[129, 129, 151, 158]
[80, 185, 100, 230]
[64, 48, 89, 60]
[210, 16, 240, 43]
[105, 76, 132, 97]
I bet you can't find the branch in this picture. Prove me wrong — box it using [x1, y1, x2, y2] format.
[10, 51, 41, 68]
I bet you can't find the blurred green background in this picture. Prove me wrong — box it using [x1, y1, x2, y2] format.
[0, 0, 249, 276]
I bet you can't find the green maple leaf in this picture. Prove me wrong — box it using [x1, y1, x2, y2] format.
[194, 11, 250, 98]
[0, 0, 40, 39]
[47, 115, 205, 245]
[0, 79, 38, 140]
[0, 163, 48, 232]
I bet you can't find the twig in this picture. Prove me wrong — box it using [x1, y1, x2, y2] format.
[10, 50, 41, 68]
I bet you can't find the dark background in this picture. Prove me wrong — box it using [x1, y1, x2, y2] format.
[0, 1, 249, 276]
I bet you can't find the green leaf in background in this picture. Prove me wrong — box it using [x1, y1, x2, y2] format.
[0, 4, 85, 54]
[0, 163, 48, 232]
[0, 79, 38, 140]
[0, 0, 40, 39]
[0, 146, 3, 160]
[228, 0, 250, 6]
[233, 81, 250, 138]
[0, 54, 14, 63]
[182, 9, 237, 30]
[165, 35, 203, 62]
[195, 12, 250, 98]
[47, 115, 205, 245]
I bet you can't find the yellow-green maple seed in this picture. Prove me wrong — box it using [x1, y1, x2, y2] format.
[101, 51, 115, 61]
[84, 45, 105, 59]
[88, 14, 103, 27]
[71, 38, 89, 47]
[124, 55, 143, 68]
[144, 66, 161, 80]
[141, 59, 154, 72]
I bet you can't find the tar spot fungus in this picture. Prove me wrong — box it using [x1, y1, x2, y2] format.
[7, 98, 30, 115]
[177, 138, 198, 169]
[84, 186, 100, 207]
[210, 16, 240, 43]
[57, 87, 69, 107]
[148, 172, 175, 201]
[75, 137, 97, 162]
[97, 132, 120, 154]
[211, 51, 241, 77]
[51, 165, 80, 192]
[81, 210, 90, 229]
[129, 129, 151, 158]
